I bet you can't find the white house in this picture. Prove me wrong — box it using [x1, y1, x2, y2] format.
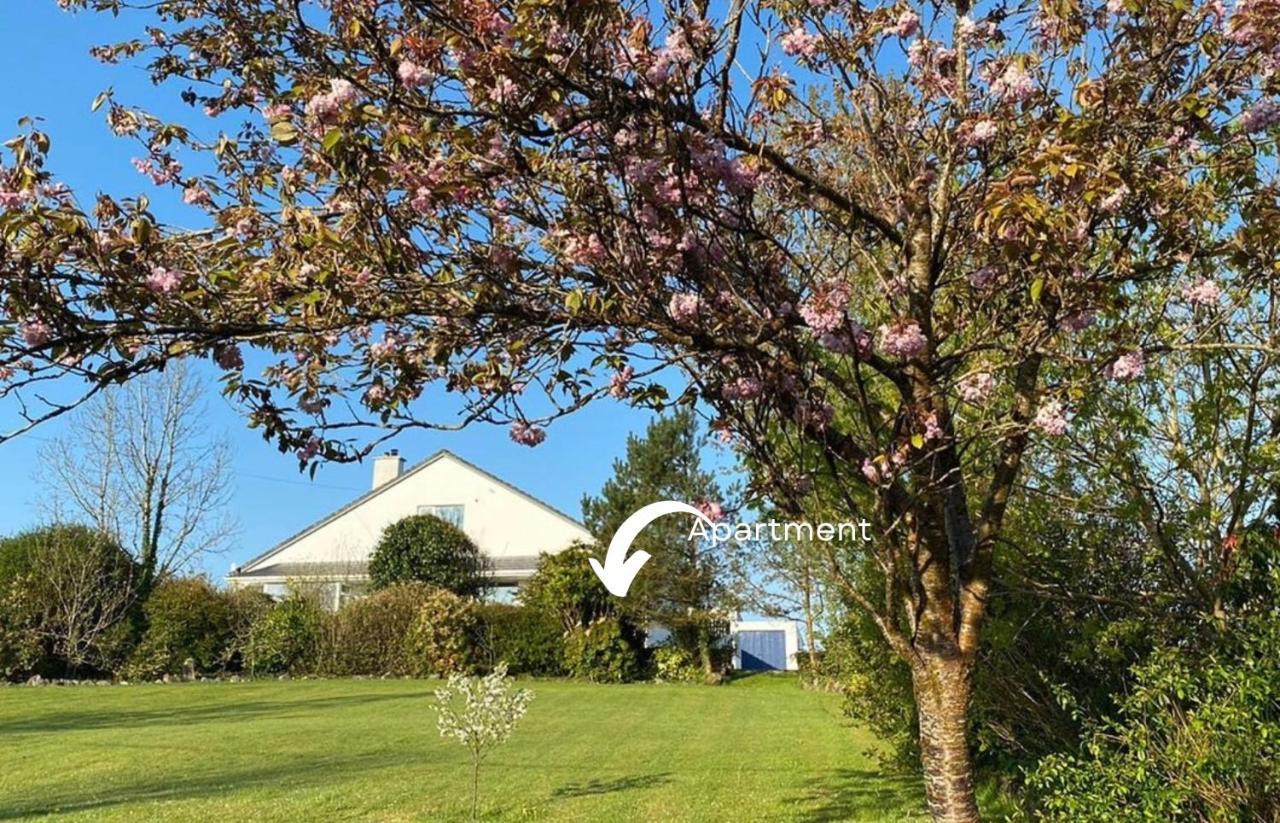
[228, 450, 594, 608]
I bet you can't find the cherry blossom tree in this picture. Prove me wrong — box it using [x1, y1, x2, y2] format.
[2, 0, 1279, 818]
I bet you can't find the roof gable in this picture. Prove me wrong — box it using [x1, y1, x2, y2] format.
[233, 449, 590, 575]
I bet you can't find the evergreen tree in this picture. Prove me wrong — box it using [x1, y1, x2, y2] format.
[582, 411, 726, 678]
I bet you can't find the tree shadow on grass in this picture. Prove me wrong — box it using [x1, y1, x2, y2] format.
[551, 772, 672, 798]
[791, 767, 927, 822]
[0, 689, 431, 736]
[0, 749, 411, 820]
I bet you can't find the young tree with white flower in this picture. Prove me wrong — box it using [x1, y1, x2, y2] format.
[432, 663, 533, 821]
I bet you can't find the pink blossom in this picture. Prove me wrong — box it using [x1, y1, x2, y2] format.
[20, 320, 51, 348]
[780, 26, 821, 59]
[262, 103, 292, 120]
[182, 185, 212, 206]
[397, 60, 431, 87]
[1033, 400, 1069, 436]
[563, 233, 607, 265]
[963, 119, 999, 147]
[364, 383, 388, 405]
[958, 372, 996, 403]
[1109, 350, 1145, 382]
[878, 321, 928, 358]
[509, 421, 546, 447]
[0, 190, 33, 209]
[305, 78, 358, 123]
[668, 292, 701, 324]
[990, 62, 1036, 103]
[296, 436, 323, 462]
[146, 266, 182, 294]
[609, 365, 635, 399]
[861, 458, 884, 484]
[891, 9, 921, 37]
[799, 283, 851, 334]
[922, 411, 943, 441]
[696, 500, 724, 522]
[1240, 99, 1280, 133]
[0, 365, 12, 381]
[1182, 279, 1222, 306]
[722, 376, 764, 401]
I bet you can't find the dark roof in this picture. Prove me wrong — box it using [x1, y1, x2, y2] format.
[230, 449, 587, 576]
[230, 556, 541, 581]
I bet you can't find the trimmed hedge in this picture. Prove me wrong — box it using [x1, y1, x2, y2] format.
[244, 595, 325, 675]
[405, 587, 481, 676]
[477, 603, 565, 676]
[318, 582, 435, 676]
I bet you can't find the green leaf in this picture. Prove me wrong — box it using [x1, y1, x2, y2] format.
[1030, 277, 1045, 304]
[270, 120, 299, 145]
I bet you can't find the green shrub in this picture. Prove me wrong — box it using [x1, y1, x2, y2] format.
[320, 583, 435, 676]
[223, 587, 274, 672]
[124, 577, 234, 679]
[368, 515, 485, 595]
[477, 603, 565, 676]
[405, 587, 481, 676]
[1026, 612, 1280, 822]
[244, 595, 326, 675]
[520, 543, 614, 631]
[652, 643, 702, 683]
[0, 525, 139, 678]
[563, 617, 643, 683]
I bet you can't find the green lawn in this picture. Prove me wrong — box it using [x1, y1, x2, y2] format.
[0, 674, 927, 822]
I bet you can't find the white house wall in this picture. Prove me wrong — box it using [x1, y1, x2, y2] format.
[258, 453, 593, 569]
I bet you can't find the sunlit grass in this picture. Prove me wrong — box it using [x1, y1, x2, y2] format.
[0, 674, 928, 821]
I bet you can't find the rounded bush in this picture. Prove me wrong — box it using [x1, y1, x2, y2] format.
[520, 543, 613, 632]
[477, 603, 565, 676]
[368, 515, 485, 596]
[405, 587, 481, 676]
[563, 617, 643, 683]
[125, 577, 235, 679]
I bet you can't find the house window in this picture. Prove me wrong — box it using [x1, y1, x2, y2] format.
[262, 582, 287, 600]
[418, 504, 464, 528]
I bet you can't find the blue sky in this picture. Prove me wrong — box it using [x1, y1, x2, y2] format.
[0, 3, 678, 577]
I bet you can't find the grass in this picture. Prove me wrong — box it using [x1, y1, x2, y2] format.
[0, 673, 928, 822]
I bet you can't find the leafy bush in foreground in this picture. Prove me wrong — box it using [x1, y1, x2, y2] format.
[244, 595, 326, 675]
[563, 617, 643, 683]
[406, 587, 481, 676]
[476, 603, 564, 676]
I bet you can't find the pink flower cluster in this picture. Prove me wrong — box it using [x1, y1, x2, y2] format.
[1109, 350, 1145, 382]
[1033, 400, 1069, 436]
[146, 266, 182, 294]
[132, 156, 183, 186]
[969, 266, 999, 289]
[958, 372, 995, 403]
[891, 9, 921, 37]
[297, 436, 323, 462]
[0, 189, 35, 209]
[799, 283, 851, 334]
[780, 26, 821, 59]
[563, 232, 607, 266]
[397, 60, 431, 87]
[1099, 183, 1130, 213]
[609, 365, 635, 399]
[305, 78, 358, 123]
[878, 321, 927, 358]
[21, 319, 51, 348]
[1182, 279, 1222, 306]
[182, 185, 212, 207]
[509, 421, 547, 447]
[696, 500, 724, 522]
[722, 376, 764, 401]
[668, 292, 701, 325]
[989, 62, 1036, 104]
[1240, 99, 1280, 133]
[963, 119, 999, 148]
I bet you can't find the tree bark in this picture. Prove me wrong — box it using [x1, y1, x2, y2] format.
[911, 654, 980, 823]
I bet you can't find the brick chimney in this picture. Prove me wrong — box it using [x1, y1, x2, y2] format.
[372, 450, 405, 489]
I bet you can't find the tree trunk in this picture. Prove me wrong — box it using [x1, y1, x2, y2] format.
[697, 622, 713, 677]
[801, 564, 819, 671]
[911, 654, 980, 823]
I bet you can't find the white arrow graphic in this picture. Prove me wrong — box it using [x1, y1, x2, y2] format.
[589, 500, 713, 597]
